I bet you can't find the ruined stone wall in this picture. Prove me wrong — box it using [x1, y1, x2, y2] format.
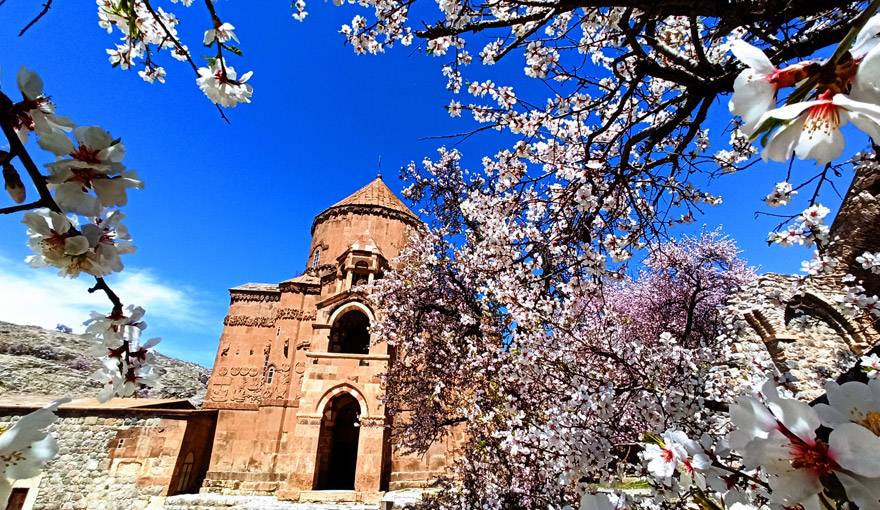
[713, 272, 877, 401]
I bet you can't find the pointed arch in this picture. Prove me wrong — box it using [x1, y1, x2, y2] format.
[328, 301, 375, 324]
[315, 383, 369, 417]
[785, 292, 866, 350]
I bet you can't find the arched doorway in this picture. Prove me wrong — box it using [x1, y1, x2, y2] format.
[314, 393, 361, 490]
[328, 309, 370, 354]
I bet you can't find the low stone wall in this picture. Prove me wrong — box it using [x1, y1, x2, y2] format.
[1, 405, 216, 510]
[0, 413, 161, 510]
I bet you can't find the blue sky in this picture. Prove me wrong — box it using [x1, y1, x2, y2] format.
[0, 2, 858, 366]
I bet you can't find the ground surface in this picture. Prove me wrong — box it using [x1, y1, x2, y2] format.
[0, 321, 210, 402]
[163, 491, 424, 509]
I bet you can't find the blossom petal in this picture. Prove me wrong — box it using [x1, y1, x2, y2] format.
[0, 479, 10, 510]
[834, 94, 880, 145]
[64, 235, 90, 256]
[22, 212, 52, 236]
[730, 72, 776, 134]
[16, 66, 43, 100]
[37, 130, 75, 156]
[75, 126, 113, 150]
[729, 395, 777, 450]
[854, 13, 880, 58]
[730, 40, 775, 74]
[794, 110, 847, 165]
[762, 117, 804, 162]
[821, 381, 873, 427]
[761, 100, 823, 123]
[831, 422, 880, 477]
[836, 471, 880, 510]
[853, 45, 880, 103]
[767, 397, 819, 443]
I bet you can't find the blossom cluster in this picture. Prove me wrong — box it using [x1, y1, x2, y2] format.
[85, 305, 161, 402]
[95, 0, 253, 108]
[767, 204, 830, 248]
[633, 377, 880, 510]
[2, 68, 159, 401]
[730, 17, 880, 165]
[11, 68, 139, 280]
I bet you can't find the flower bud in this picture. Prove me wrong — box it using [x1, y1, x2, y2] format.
[2, 161, 26, 204]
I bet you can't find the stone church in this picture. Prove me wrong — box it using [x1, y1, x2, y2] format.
[199, 176, 452, 503]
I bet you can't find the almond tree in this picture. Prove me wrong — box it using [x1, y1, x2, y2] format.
[370, 231, 756, 508]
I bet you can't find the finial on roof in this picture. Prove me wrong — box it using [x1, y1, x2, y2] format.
[377, 155, 382, 179]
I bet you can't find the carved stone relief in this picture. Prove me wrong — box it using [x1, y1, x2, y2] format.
[223, 308, 318, 329]
[230, 291, 280, 303]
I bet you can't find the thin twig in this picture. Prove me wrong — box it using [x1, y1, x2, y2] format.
[89, 278, 123, 314]
[140, 0, 231, 123]
[0, 199, 48, 215]
[19, 0, 52, 37]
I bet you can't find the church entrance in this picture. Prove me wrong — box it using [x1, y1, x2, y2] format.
[313, 393, 361, 490]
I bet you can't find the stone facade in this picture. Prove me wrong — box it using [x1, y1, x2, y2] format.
[0, 398, 217, 510]
[201, 177, 453, 503]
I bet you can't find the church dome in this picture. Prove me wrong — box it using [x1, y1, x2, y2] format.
[311, 176, 419, 233]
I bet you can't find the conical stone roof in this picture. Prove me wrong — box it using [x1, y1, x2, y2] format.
[312, 176, 419, 230]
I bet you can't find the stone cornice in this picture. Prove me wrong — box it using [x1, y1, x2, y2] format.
[279, 280, 321, 295]
[311, 204, 421, 234]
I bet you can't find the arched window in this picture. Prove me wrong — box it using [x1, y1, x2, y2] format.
[176, 451, 195, 493]
[265, 366, 275, 385]
[352, 261, 370, 287]
[328, 309, 370, 354]
[312, 248, 321, 269]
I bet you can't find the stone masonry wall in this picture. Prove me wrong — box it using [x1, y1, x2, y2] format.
[0, 412, 158, 510]
[712, 272, 877, 402]
[0, 410, 207, 510]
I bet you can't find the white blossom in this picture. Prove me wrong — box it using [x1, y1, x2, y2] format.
[0, 399, 69, 504]
[764, 181, 796, 207]
[203, 22, 238, 46]
[862, 354, 880, 380]
[759, 94, 880, 165]
[856, 251, 880, 275]
[12, 67, 74, 143]
[196, 58, 254, 107]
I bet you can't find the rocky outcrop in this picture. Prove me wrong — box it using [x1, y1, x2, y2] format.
[0, 321, 210, 402]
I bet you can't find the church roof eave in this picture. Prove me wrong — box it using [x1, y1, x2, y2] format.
[310, 176, 420, 233]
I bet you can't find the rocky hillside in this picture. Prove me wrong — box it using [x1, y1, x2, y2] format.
[0, 321, 211, 403]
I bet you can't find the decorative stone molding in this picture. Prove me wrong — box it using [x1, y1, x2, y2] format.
[223, 308, 318, 328]
[229, 291, 280, 304]
[359, 416, 387, 428]
[223, 315, 276, 328]
[311, 204, 421, 235]
[276, 308, 318, 321]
